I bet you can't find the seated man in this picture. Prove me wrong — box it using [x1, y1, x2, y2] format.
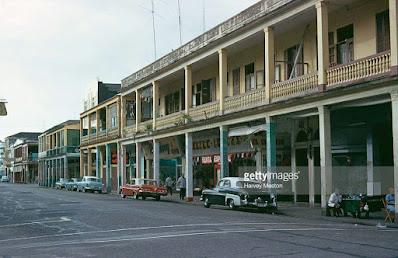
[328, 189, 342, 217]
[386, 187, 395, 221]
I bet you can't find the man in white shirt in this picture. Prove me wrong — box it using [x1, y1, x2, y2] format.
[328, 189, 342, 216]
[177, 174, 186, 200]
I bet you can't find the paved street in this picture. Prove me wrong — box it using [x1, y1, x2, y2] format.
[0, 183, 397, 257]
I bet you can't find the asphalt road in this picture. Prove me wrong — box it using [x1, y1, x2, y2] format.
[0, 183, 397, 258]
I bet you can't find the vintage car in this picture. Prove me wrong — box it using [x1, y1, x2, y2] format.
[201, 177, 277, 212]
[77, 176, 104, 193]
[119, 178, 167, 201]
[1, 176, 9, 183]
[55, 178, 68, 189]
[340, 194, 383, 219]
[66, 178, 79, 191]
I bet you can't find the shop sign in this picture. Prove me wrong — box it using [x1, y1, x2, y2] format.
[202, 156, 213, 164]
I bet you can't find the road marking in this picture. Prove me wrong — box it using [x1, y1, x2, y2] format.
[0, 221, 394, 243]
[13, 227, 398, 250]
[0, 217, 71, 228]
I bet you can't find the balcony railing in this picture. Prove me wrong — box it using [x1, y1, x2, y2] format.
[156, 112, 183, 130]
[225, 87, 267, 113]
[123, 125, 136, 137]
[271, 72, 318, 99]
[189, 101, 220, 121]
[138, 120, 153, 133]
[327, 51, 391, 86]
[80, 127, 120, 146]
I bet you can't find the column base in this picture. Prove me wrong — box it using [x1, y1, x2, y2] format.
[318, 84, 326, 92]
[185, 197, 193, 202]
[391, 65, 398, 76]
[321, 207, 327, 216]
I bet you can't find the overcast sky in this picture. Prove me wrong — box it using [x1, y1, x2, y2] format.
[0, 0, 258, 141]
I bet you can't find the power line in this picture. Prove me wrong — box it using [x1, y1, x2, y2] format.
[151, 0, 157, 60]
[177, 0, 182, 46]
[202, 0, 206, 33]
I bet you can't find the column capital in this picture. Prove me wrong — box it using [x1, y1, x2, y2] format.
[219, 125, 228, 131]
[391, 90, 398, 101]
[315, 1, 328, 9]
[185, 65, 192, 71]
[218, 48, 227, 55]
[266, 116, 276, 124]
[263, 26, 274, 34]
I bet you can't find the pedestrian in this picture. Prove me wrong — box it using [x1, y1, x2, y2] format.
[165, 175, 173, 196]
[177, 173, 186, 200]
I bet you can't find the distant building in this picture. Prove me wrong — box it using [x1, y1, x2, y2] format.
[38, 120, 80, 187]
[0, 141, 5, 176]
[83, 79, 121, 112]
[4, 132, 41, 183]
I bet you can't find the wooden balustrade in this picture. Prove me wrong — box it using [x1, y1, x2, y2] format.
[189, 101, 220, 120]
[327, 51, 391, 86]
[225, 87, 267, 112]
[271, 72, 318, 99]
[156, 112, 183, 129]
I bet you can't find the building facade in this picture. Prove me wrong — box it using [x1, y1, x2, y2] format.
[38, 120, 81, 187]
[112, 0, 398, 215]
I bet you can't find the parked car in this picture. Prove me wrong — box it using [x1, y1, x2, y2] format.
[341, 194, 383, 219]
[55, 178, 68, 189]
[77, 176, 104, 193]
[119, 178, 167, 201]
[1, 176, 9, 183]
[66, 178, 79, 191]
[201, 177, 277, 212]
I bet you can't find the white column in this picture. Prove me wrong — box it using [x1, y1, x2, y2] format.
[219, 48, 227, 114]
[308, 150, 315, 208]
[185, 132, 193, 201]
[136, 89, 142, 130]
[316, 1, 329, 90]
[136, 142, 142, 179]
[291, 119, 297, 204]
[64, 156, 68, 180]
[255, 148, 262, 173]
[264, 27, 274, 101]
[153, 139, 160, 185]
[153, 81, 159, 130]
[117, 142, 121, 192]
[121, 144, 127, 185]
[390, 0, 398, 74]
[185, 66, 192, 115]
[318, 106, 332, 213]
[391, 90, 398, 219]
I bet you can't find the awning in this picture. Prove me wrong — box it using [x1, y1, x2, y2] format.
[228, 124, 266, 137]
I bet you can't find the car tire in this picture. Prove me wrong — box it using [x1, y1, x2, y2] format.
[133, 192, 138, 200]
[99, 190, 102, 194]
[155, 195, 160, 201]
[120, 190, 126, 198]
[228, 199, 236, 210]
[204, 197, 211, 208]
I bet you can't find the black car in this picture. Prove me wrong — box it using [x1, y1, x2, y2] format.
[201, 177, 277, 212]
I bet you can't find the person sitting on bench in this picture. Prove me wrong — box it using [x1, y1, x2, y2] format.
[328, 189, 342, 217]
[386, 187, 395, 221]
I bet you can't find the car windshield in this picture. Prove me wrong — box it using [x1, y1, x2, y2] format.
[60, 179, 67, 182]
[236, 181, 262, 188]
[87, 178, 100, 182]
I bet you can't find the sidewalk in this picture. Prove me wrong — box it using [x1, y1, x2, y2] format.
[160, 193, 396, 228]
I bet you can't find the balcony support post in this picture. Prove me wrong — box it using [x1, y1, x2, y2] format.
[390, 0, 398, 74]
[390, 90, 398, 222]
[153, 81, 159, 130]
[185, 66, 192, 118]
[136, 89, 142, 131]
[220, 125, 229, 178]
[185, 132, 193, 202]
[318, 106, 332, 215]
[121, 144, 127, 186]
[316, 1, 329, 90]
[87, 148, 92, 177]
[153, 139, 160, 184]
[117, 142, 121, 192]
[136, 142, 142, 179]
[219, 49, 228, 114]
[266, 116, 276, 195]
[106, 144, 112, 193]
[80, 149, 84, 178]
[64, 156, 68, 180]
[96, 146, 101, 178]
[264, 27, 274, 102]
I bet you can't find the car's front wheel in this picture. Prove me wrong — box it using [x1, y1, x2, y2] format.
[120, 190, 126, 198]
[228, 199, 236, 210]
[204, 197, 211, 208]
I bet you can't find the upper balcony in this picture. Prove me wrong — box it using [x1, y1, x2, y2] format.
[120, 0, 394, 137]
[80, 95, 121, 146]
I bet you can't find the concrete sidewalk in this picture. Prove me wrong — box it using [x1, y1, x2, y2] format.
[161, 194, 395, 228]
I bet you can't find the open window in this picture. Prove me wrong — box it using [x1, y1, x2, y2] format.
[376, 10, 390, 53]
[165, 91, 180, 115]
[125, 100, 136, 126]
[232, 68, 240, 96]
[337, 24, 354, 64]
[245, 63, 255, 92]
[285, 45, 304, 79]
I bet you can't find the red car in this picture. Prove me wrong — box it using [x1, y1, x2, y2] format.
[119, 178, 167, 201]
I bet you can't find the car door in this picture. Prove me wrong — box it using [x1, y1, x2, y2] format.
[213, 180, 227, 205]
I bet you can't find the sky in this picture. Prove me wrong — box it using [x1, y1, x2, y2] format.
[0, 0, 259, 141]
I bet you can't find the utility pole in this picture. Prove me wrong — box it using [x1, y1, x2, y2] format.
[151, 0, 157, 60]
[178, 0, 182, 46]
[202, 0, 206, 33]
